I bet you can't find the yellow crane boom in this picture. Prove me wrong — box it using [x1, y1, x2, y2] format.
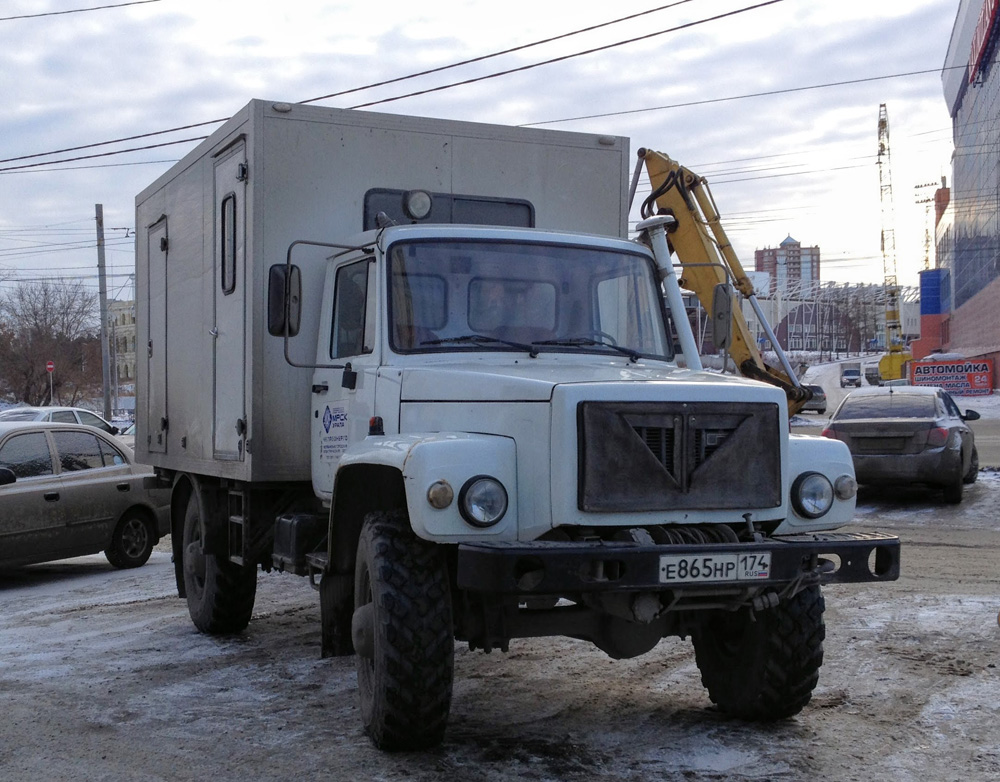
[638, 148, 811, 416]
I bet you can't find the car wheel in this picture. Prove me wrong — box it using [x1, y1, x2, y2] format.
[963, 446, 979, 485]
[354, 509, 453, 751]
[104, 511, 155, 569]
[182, 492, 257, 634]
[817, 407, 826, 415]
[692, 585, 825, 719]
[943, 472, 964, 504]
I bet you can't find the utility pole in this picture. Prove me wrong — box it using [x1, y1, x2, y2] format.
[96, 203, 112, 421]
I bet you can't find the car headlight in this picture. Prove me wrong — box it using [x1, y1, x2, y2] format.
[791, 472, 834, 519]
[459, 475, 508, 527]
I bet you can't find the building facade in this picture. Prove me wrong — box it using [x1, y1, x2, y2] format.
[108, 299, 137, 412]
[938, 0, 1000, 376]
[754, 236, 820, 296]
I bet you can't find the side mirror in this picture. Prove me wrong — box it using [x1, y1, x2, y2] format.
[111, 426, 120, 435]
[964, 409, 981, 421]
[0, 467, 16, 487]
[268, 264, 302, 337]
[712, 283, 734, 350]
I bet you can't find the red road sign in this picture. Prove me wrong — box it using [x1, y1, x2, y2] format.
[46, 360, 54, 373]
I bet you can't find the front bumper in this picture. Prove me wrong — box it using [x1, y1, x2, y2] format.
[456, 531, 899, 594]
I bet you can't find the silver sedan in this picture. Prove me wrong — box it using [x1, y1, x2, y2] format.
[0, 421, 170, 569]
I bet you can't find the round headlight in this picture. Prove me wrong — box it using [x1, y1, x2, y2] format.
[459, 476, 508, 527]
[792, 472, 834, 519]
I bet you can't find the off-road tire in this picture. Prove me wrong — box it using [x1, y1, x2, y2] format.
[963, 446, 979, 485]
[354, 509, 453, 751]
[104, 511, 155, 569]
[182, 493, 257, 634]
[320, 571, 354, 657]
[692, 585, 825, 720]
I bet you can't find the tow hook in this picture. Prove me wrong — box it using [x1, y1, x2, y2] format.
[352, 603, 375, 659]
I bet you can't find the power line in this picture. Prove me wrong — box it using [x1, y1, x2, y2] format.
[0, 137, 205, 174]
[300, 0, 701, 106]
[0, 1, 778, 172]
[0, 0, 162, 22]
[523, 67, 963, 127]
[348, 0, 786, 110]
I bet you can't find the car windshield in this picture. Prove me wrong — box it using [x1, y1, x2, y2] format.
[836, 393, 937, 420]
[388, 239, 672, 359]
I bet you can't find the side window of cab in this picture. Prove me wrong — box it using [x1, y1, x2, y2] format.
[331, 260, 376, 359]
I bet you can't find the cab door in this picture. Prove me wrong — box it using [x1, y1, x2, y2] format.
[311, 258, 379, 501]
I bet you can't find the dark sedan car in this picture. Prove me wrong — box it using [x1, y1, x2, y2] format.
[0, 422, 170, 569]
[822, 386, 979, 503]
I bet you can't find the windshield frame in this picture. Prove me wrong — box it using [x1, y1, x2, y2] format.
[386, 237, 674, 361]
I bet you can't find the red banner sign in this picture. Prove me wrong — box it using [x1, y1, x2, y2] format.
[970, 0, 999, 83]
[910, 358, 994, 396]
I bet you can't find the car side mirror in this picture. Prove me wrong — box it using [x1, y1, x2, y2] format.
[963, 409, 980, 421]
[268, 263, 302, 337]
[0, 467, 16, 487]
[112, 426, 120, 435]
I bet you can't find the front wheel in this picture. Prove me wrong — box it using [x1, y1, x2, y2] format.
[354, 510, 454, 751]
[692, 585, 825, 720]
[105, 511, 155, 569]
[182, 492, 257, 634]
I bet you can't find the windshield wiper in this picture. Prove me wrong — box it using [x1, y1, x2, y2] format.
[533, 337, 642, 363]
[422, 333, 539, 358]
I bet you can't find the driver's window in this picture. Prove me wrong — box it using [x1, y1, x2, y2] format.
[0, 433, 53, 478]
[331, 260, 374, 358]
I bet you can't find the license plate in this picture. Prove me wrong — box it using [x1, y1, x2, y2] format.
[658, 551, 772, 583]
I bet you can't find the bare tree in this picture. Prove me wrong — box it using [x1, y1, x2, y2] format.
[0, 281, 100, 405]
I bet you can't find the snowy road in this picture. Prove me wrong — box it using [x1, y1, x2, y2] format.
[2, 473, 999, 781]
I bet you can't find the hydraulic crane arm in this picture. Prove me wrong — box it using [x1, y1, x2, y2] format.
[638, 148, 811, 416]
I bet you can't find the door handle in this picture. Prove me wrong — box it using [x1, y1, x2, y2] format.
[312, 383, 329, 394]
[44, 492, 59, 502]
[117, 483, 130, 492]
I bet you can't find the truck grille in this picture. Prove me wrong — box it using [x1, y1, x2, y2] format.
[578, 401, 782, 512]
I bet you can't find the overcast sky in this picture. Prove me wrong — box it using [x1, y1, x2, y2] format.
[0, 0, 961, 302]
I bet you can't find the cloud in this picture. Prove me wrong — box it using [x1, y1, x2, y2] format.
[0, 0, 960, 294]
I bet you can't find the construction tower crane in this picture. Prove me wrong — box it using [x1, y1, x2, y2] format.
[876, 104, 912, 382]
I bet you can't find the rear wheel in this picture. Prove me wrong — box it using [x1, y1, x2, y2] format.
[692, 585, 825, 719]
[943, 472, 964, 504]
[182, 493, 257, 634]
[963, 446, 979, 485]
[354, 509, 453, 751]
[105, 511, 155, 569]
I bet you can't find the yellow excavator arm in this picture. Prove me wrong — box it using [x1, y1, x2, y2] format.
[638, 149, 811, 416]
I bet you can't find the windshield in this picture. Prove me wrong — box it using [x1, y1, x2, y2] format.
[388, 239, 671, 359]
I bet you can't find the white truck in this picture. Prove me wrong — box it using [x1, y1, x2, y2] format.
[135, 99, 899, 751]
